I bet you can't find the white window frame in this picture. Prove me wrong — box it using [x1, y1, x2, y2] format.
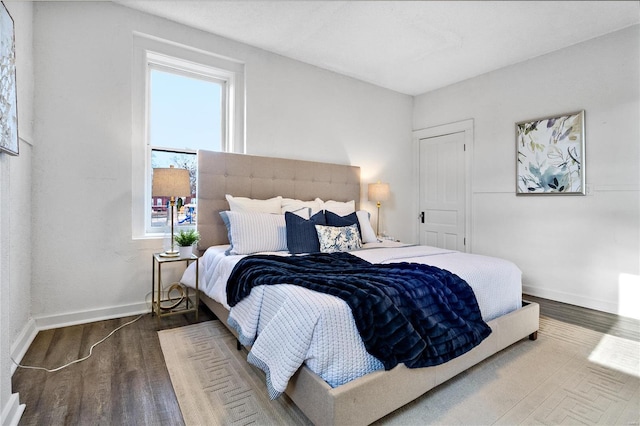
[132, 33, 245, 239]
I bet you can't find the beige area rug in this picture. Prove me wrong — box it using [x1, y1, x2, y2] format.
[158, 320, 312, 426]
[159, 318, 640, 426]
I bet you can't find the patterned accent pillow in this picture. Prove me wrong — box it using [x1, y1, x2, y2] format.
[315, 224, 362, 253]
[326, 210, 377, 243]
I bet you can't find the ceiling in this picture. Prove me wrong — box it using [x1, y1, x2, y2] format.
[118, 1, 640, 95]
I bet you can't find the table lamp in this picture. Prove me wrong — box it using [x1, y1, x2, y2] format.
[152, 165, 191, 256]
[368, 182, 390, 237]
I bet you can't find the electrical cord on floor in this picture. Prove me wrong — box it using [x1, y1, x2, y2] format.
[11, 313, 145, 373]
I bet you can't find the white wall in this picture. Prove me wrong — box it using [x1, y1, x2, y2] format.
[28, 2, 412, 327]
[1, 1, 33, 423]
[413, 25, 640, 318]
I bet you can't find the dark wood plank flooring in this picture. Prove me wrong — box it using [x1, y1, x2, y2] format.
[12, 297, 639, 425]
[524, 294, 640, 342]
[12, 307, 215, 426]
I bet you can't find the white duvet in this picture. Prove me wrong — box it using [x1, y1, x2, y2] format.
[180, 242, 522, 397]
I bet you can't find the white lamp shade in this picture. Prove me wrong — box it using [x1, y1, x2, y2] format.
[368, 182, 390, 202]
[152, 166, 191, 197]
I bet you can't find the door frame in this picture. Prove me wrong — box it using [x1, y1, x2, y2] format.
[412, 119, 474, 252]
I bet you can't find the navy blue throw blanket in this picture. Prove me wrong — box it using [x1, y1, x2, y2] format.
[227, 252, 491, 370]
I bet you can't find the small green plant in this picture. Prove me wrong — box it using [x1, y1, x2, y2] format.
[174, 229, 200, 247]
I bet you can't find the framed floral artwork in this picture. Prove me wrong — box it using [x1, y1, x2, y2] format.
[1, 0, 18, 156]
[516, 110, 585, 195]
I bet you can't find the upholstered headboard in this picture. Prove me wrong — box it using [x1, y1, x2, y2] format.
[196, 150, 361, 251]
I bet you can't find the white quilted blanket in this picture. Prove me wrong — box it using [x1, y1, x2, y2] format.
[228, 284, 384, 398]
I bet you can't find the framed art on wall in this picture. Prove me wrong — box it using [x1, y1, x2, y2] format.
[516, 110, 585, 195]
[0, 0, 18, 156]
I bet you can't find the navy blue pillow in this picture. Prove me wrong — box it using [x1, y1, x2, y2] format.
[285, 211, 327, 254]
[325, 211, 361, 235]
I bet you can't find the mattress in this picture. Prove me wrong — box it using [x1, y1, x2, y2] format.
[181, 242, 522, 321]
[180, 242, 523, 397]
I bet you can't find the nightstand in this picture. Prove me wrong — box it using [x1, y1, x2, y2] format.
[151, 253, 199, 320]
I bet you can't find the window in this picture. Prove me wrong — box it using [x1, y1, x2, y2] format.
[132, 34, 244, 238]
[148, 65, 224, 231]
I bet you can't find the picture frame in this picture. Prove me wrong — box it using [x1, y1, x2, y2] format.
[516, 110, 585, 195]
[0, 0, 18, 156]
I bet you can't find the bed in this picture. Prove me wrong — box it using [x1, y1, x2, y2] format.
[184, 150, 539, 426]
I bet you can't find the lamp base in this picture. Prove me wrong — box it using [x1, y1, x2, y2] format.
[160, 200, 179, 258]
[159, 250, 180, 258]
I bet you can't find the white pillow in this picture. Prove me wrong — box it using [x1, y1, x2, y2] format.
[226, 194, 282, 214]
[315, 224, 362, 253]
[356, 210, 378, 243]
[281, 198, 323, 215]
[318, 199, 356, 215]
[220, 211, 287, 255]
[285, 206, 310, 219]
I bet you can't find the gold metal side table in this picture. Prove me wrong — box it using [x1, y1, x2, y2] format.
[151, 253, 199, 320]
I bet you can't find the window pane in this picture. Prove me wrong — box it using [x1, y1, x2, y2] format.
[150, 150, 197, 229]
[148, 68, 223, 232]
[149, 68, 223, 151]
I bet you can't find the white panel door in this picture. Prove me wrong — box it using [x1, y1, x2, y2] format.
[419, 132, 466, 250]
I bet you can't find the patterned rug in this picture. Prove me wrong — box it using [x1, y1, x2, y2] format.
[159, 317, 639, 425]
[158, 320, 311, 426]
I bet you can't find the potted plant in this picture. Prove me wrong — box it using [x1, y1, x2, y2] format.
[174, 229, 200, 258]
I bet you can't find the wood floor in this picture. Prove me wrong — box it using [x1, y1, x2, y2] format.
[12, 296, 639, 425]
[524, 294, 640, 342]
[12, 308, 215, 426]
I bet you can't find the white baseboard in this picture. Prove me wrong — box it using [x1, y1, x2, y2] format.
[522, 285, 621, 317]
[10, 317, 37, 375]
[34, 302, 150, 331]
[1, 393, 25, 426]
